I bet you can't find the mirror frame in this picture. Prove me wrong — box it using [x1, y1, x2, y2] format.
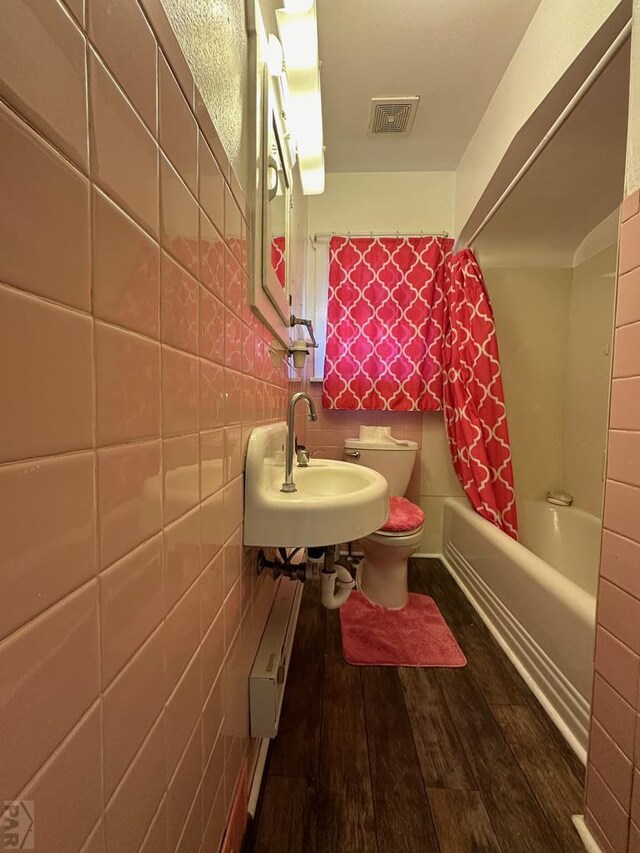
[245, 2, 292, 348]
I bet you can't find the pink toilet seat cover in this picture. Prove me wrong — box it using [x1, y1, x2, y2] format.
[380, 496, 425, 533]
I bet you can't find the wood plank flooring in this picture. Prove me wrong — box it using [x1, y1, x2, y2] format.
[244, 558, 586, 853]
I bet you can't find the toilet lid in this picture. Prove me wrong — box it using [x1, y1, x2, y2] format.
[380, 496, 425, 533]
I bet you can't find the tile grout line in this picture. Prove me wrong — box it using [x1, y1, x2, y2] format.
[85, 19, 109, 838]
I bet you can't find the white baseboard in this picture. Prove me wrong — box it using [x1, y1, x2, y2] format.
[248, 579, 303, 814]
[572, 815, 603, 853]
[441, 544, 589, 763]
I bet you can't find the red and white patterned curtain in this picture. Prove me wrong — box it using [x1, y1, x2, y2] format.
[443, 249, 518, 538]
[322, 236, 450, 411]
[322, 235, 518, 537]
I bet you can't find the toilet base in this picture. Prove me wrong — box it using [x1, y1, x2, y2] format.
[358, 528, 422, 610]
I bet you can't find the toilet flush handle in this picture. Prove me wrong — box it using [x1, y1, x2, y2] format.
[345, 450, 360, 459]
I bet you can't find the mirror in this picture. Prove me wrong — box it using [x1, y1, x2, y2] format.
[264, 109, 290, 303]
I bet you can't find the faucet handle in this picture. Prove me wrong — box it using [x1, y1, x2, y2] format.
[295, 437, 309, 466]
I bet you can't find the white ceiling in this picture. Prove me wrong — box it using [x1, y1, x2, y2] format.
[316, 0, 543, 173]
[475, 40, 630, 268]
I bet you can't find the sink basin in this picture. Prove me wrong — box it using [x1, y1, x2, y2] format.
[244, 422, 389, 548]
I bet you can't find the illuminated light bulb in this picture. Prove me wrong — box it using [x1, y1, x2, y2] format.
[267, 34, 284, 78]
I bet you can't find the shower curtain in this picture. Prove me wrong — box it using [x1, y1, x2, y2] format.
[323, 235, 518, 537]
[443, 249, 518, 539]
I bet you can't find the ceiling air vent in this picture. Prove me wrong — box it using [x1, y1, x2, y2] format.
[367, 96, 420, 136]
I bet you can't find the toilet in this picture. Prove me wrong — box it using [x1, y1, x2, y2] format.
[344, 426, 424, 609]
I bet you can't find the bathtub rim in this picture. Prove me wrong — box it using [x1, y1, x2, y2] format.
[445, 497, 598, 612]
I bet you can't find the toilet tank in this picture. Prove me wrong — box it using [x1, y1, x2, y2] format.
[344, 426, 417, 496]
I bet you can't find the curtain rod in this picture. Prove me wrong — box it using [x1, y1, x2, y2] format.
[312, 230, 448, 242]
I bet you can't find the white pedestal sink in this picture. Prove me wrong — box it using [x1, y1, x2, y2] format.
[244, 422, 389, 548]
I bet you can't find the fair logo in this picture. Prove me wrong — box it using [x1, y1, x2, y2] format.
[2, 802, 34, 850]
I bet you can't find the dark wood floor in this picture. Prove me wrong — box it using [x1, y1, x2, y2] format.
[244, 558, 586, 853]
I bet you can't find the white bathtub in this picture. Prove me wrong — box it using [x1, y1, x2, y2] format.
[442, 497, 599, 762]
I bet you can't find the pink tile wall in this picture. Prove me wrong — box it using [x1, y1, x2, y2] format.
[0, 1, 291, 851]
[304, 384, 423, 502]
[586, 188, 640, 853]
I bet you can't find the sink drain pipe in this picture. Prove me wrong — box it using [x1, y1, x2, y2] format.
[321, 563, 355, 609]
[320, 547, 356, 610]
[257, 546, 356, 610]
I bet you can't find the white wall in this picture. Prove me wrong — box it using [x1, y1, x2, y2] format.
[455, 0, 630, 237]
[563, 245, 617, 515]
[483, 249, 617, 519]
[483, 267, 573, 501]
[419, 412, 464, 553]
[308, 172, 455, 235]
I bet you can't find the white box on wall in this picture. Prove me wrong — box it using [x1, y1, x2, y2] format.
[249, 577, 303, 738]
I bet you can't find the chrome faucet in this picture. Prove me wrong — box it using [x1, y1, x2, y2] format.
[281, 392, 318, 492]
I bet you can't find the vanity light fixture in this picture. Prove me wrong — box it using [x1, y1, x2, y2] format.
[276, 0, 325, 195]
[266, 34, 296, 166]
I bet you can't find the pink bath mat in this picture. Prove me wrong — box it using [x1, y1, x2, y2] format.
[339, 591, 467, 667]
